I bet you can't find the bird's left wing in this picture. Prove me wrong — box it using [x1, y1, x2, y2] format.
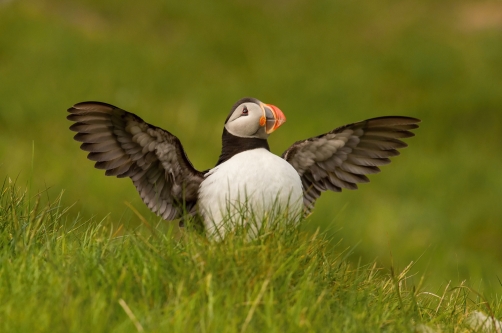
[68, 102, 205, 221]
[282, 116, 420, 214]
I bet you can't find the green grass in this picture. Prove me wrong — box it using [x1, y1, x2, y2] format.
[1, 0, 502, 326]
[2, 180, 499, 332]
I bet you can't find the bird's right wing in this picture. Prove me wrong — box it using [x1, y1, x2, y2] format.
[68, 101, 205, 220]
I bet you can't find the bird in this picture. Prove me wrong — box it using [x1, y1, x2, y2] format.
[67, 97, 420, 239]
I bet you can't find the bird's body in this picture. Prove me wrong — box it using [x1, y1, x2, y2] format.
[67, 97, 420, 239]
[199, 148, 303, 238]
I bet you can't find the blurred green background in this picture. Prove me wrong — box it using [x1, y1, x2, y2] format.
[1, 0, 501, 295]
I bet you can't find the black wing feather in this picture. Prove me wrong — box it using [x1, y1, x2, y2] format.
[68, 101, 205, 220]
[282, 116, 420, 214]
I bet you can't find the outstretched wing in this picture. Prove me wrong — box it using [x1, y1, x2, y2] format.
[68, 102, 205, 220]
[282, 116, 420, 213]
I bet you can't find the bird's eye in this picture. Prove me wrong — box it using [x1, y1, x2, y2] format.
[242, 106, 249, 115]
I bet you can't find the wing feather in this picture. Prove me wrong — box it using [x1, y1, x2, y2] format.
[282, 116, 420, 214]
[68, 101, 205, 221]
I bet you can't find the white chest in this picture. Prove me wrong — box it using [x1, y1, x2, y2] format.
[198, 148, 303, 239]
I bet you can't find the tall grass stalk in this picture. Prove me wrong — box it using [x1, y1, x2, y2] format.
[0, 180, 498, 332]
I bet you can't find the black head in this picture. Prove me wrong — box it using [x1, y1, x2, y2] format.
[216, 97, 286, 165]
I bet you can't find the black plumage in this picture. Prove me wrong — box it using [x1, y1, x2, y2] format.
[282, 116, 420, 213]
[68, 99, 420, 224]
[216, 128, 270, 165]
[68, 102, 205, 220]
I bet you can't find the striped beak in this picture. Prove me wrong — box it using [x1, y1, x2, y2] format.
[261, 103, 286, 134]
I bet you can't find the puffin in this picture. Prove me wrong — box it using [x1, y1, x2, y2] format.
[67, 97, 420, 238]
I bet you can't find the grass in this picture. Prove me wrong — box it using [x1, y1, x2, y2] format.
[1, 179, 501, 332]
[1, 0, 502, 327]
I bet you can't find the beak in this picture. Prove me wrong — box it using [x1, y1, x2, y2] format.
[261, 103, 286, 134]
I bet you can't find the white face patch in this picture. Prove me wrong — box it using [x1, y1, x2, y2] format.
[225, 102, 269, 139]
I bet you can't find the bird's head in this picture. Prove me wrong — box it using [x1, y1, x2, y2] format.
[224, 97, 286, 139]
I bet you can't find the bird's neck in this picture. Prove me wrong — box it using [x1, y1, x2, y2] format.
[216, 128, 270, 166]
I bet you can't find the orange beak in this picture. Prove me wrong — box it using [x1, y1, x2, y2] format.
[261, 103, 286, 134]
